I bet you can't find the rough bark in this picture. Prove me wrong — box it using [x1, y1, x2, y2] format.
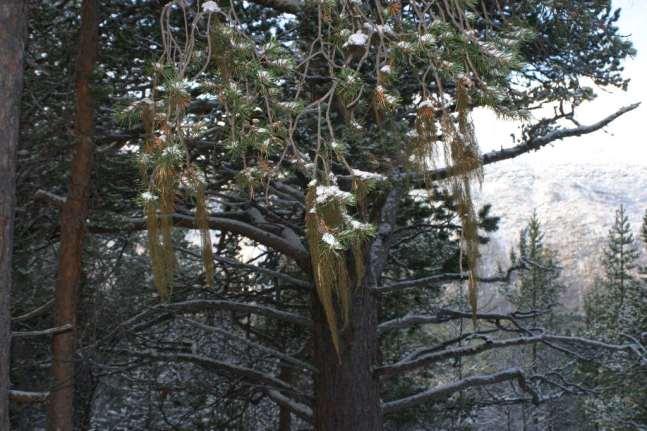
[0, 1, 26, 427]
[47, 1, 98, 429]
[312, 286, 383, 431]
[311, 188, 401, 431]
[278, 365, 294, 431]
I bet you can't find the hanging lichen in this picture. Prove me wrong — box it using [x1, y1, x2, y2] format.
[409, 75, 484, 322]
[304, 170, 381, 358]
[194, 179, 214, 289]
[305, 182, 350, 359]
[143, 195, 170, 299]
[124, 0, 535, 340]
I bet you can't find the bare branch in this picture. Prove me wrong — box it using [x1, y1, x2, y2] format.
[123, 349, 311, 404]
[181, 318, 315, 371]
[158, 300, 311, 327]
[383, 368, 538, 415]
[266, 390, 313, 423]
[378, 309, 539, 334]
[374, 265, 524, 294]
[35, 190, 310, 268]
[377, 333, 643, 378]
[121, 300, 311, 336]
[93, 213, 309, 269]
[34, 189, 66, 209]
[420, 103, 640, 182]
[179, 248, 311, 290]
[12, 323, 73, 338]
[9, 390, 50, 403]
[11, 299, 54, 322]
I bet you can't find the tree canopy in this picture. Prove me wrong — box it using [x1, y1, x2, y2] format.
[4, 0, 646, 430]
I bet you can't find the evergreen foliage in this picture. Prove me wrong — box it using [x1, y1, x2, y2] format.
[582, 205, 647, 430]
[6, 0, 644, 429]
[585, 205, 642, 338]
[505, 212, 563, 325]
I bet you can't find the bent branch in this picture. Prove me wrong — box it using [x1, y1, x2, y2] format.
[383, 368, 538, 415]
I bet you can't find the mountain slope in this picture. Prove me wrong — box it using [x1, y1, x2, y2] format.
[475, 161, 647, 309]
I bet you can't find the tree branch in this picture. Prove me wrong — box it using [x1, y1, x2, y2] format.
[96, 214, 309, 269]
[122, 299, 310, 335]
[383, 368, 538, 415]
[374, 265, 523, 294]
[377, 333, 643, 378]
[179, 248, 311, 290]
[123, 349, 311, 405]
[420, 103, 640, 182]
[9, 390, 50, 403]
[12, 323, 73, 338]
[266, 390, 313, 423]
[378, 309, 539, 334]
[11, 299, 54, 322]
[181, 318, 315, 371]
[35, 189, 310, 269]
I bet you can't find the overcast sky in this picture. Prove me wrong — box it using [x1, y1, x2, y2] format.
[475, 0, 646, 168]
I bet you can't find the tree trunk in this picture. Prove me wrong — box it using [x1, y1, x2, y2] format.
[311, 286, 383, 431]
[0, 1, 26, 428]
[47, 1, 98, 429]
[311, 188, 400, 431]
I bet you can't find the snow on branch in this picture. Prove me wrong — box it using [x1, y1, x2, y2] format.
[247, 0, 302, 14]
[122, 349, 311, 405]
[382, 368, 538, 415]
[120, 299, 311, 336]
[9, 390, 50, 403]
[420, 102, 640, 182]
[378, 309, 541, 334]
[374, 264, 525, 294]
[266, 390, 313, 423]
[377, 333, 644, 378]
[12, 323, 73, 338]
[181, 318, 315, 371]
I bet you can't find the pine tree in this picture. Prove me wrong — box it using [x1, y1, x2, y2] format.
[586, 205, 641, 338]
[582, 205, 647, 430]
[10, 1, 641, 428]
[506, 212, 563, 326]
[503, 213, 565, 430]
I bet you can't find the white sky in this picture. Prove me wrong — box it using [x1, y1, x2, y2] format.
[475, 0, 646, 168]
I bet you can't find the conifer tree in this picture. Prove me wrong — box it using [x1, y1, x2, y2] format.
[506, 212, 563, 326]
[10, 1, 644, 429]
[503, 213, 565, 430]
[582, 205, 646, 430]
[586, 205, 641, 338]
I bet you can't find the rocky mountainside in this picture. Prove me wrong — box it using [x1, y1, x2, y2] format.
[474, 161, 647, 310]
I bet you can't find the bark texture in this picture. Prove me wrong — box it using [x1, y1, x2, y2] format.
[0, 1, 26, 428]
[312, 287, 382, 431]
[311, 188, 401, 431]
[47, 1, 98, 429]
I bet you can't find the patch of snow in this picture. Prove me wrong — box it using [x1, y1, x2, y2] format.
[202, 1, 221, 13]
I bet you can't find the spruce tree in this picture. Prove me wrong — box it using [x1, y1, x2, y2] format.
[582, 205, 646, 430]
[503, 213, 565, 430]
[506, 212, 563, 326]
[586, 205, 641, 338]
